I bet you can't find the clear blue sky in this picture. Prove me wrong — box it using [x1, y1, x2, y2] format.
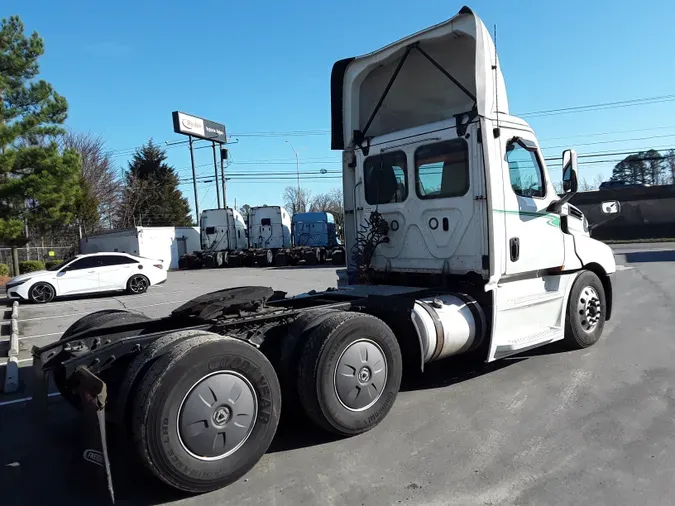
[7, 0, 675, 220]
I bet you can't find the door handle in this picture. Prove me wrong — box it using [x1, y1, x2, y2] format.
[509, 237, 520, 262]
[87, 270, 96, 273]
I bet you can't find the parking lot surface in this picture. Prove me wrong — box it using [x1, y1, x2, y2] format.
[1, 266, 339, 366]
[1, 248, 675, 505]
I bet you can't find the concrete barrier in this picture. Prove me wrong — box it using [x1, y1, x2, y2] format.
[4, 301, 20, 393]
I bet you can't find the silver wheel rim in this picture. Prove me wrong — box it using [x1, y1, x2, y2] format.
[334, 339, 387, 412]
[32, 284, 54, 303]
[576, 286, 602, 332]
[130, 276, 148, 293]
[177, 371, 258, 461]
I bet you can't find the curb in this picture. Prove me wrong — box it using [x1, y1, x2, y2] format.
[3, 301, 20, 393]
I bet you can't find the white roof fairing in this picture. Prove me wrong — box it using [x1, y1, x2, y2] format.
[332, 6, 508, 149]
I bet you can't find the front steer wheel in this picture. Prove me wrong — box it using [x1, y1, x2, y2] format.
[297, 312, 402, 436]
[131, 332, 281, 493]
[564, 270, 607, 349]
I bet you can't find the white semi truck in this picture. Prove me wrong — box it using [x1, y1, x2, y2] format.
[32, 6, 620, 502]
[178, 208, 248, 269]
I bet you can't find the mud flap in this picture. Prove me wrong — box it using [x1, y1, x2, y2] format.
[76, 366, 116, 504]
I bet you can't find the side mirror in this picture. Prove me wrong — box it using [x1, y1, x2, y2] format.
[562, 149, 579, 194]
[601, 200, 621, 215]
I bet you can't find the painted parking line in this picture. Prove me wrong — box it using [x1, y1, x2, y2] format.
[17, 288, 186, 310]
[0, 392, 61, 408]
[0, 356, 33, 366]
[19, 299, 190, 322]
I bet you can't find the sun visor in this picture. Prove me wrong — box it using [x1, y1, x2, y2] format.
[330, 6, 508, 149]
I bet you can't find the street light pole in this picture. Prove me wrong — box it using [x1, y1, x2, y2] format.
[286, 140, 301, 210]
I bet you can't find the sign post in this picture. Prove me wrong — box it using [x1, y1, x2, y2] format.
[171, 111, 227, 219]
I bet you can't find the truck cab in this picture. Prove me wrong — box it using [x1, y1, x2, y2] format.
[291, 211, 339, 248]
[331, 5, 619, 360]
[248, 205, 292, 250]
[200, 208, 247, 251]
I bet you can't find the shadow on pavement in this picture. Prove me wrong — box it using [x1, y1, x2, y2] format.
[269, 264, 343, 271]
[0, 341, 569, 505]
[623, 250, 675, 263]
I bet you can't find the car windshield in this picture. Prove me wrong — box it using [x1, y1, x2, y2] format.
[47, 256, 77, 271]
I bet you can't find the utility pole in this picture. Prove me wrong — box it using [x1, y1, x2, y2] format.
[286, 141, 301, 210]
[188, 136, 200, 224]
[211, 141, 221, 209]
[220, 147, 228, 209]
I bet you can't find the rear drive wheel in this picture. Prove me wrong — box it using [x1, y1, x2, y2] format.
[278, 309, 341, 419]
[331, 249, 345, 266]
[29, 282, 55, 304]
[127, 274, 150, 294]
[564, 270, 606, 349]
[131, 333, 281, 493]
[297, 312, 402, 436]
[265, 249, 274, 266]
[54, 310, 151, 410]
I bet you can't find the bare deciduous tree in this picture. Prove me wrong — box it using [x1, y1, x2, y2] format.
[61, 131, 122, 229]
[283, 186, 312, 216]
[310, 187, 344, 238]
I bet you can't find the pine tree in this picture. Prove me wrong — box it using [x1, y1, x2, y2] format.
[119, 140, 192, 227]
[0, 15, 82, 242]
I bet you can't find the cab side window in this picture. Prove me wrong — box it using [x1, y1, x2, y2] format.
[506, 139, 546, 198]
[364, 151, 408, 205]
[415, 139, 469, 199]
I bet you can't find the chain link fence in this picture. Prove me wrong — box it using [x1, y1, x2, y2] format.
[0, 246, 76, 276]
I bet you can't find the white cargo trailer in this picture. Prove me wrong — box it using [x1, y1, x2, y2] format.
[80, 226, 199, 270]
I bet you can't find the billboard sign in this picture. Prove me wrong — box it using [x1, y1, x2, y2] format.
[172, 111, 227, 143]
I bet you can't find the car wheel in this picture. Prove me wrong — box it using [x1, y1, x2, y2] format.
[29, 282, 56, 304]
[127, 274, 150, 294]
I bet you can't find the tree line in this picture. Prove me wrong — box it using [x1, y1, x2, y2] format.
[0, 15, 341, 248]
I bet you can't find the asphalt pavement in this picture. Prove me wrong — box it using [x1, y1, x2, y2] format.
[1, 245, 675, 505]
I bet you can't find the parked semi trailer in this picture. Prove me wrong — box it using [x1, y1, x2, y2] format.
[32, 6, 621, 502]
[178, 208, 248, 269]
[275, 211, 346, 266]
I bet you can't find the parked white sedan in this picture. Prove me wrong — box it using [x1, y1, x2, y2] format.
[4, 252, 167, 304]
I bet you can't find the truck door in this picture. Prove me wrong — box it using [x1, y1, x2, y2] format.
[500, 132, 564, 275]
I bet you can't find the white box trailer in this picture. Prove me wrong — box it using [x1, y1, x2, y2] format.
[80, 226, 200, 270]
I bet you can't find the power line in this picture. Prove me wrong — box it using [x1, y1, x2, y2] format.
[518, 93, 675, 118]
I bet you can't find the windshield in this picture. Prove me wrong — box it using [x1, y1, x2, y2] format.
[47, 256, 77, 271]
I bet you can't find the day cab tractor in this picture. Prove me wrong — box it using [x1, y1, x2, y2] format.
[274, 211, 346, 266]
[178, 208, 248, 269]
[31, 6, 621, 502]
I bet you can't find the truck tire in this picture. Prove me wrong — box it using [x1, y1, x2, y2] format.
[131, 333, 281, 493]
[114, 329, 214, 428]
[564, 270, 607, 349]
[54, 310, 151, 411]
[278, 309, 342, 419]
[331, 249, 345, 266]
[274, 251, 288, 267]
[297, 312, 402, 436]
